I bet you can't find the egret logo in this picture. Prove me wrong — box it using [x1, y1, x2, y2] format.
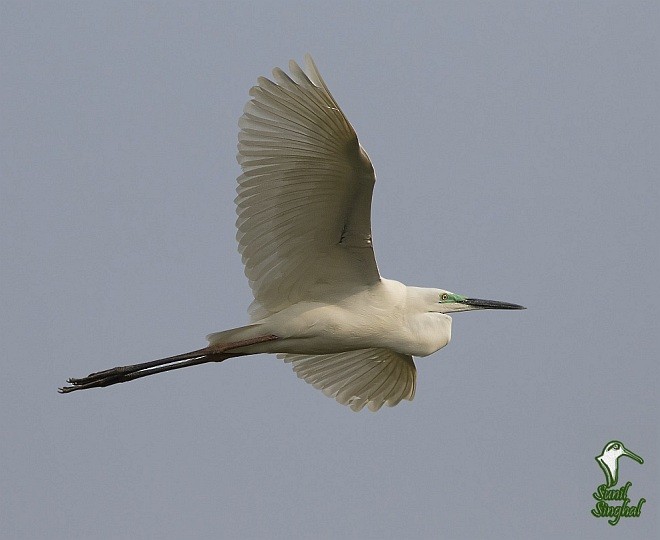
[591, 440, 646, 526]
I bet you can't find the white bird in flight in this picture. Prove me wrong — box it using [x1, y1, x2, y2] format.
[60, 55, 524, 411]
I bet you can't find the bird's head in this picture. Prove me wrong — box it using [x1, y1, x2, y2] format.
[432, 289, 526, 314]
[595, 440, 643, 487]
[598, 441, 644, 464]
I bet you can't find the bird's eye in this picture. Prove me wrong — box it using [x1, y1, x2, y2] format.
[441, 293, 448, 301]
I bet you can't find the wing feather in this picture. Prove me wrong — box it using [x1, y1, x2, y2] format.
[237, 55, 380, 319]
[280, 349, 417, 412]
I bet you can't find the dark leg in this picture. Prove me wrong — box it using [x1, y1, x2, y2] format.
[59, 334, 279, 393]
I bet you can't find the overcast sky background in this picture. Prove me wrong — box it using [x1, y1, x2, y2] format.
[2, 2, 658, 539]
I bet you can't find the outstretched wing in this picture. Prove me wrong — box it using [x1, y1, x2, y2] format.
[236, 55, 380, 320]
[280, 349, 416, 412]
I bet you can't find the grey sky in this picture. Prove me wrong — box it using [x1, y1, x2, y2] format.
[2, 2, 658, 538]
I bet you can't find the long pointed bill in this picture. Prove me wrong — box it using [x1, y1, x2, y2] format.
[461, 298, 526, 310]
[622, 447, 644, 464]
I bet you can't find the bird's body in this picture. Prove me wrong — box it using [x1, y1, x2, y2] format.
[207, 280, 452, 358]
[60, 55, 524, 411]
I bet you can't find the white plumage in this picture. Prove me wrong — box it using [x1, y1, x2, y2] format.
[236, 55, 379, 319]
[60, 55, 524, 411]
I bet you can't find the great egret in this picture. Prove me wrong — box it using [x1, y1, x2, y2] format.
[60, 55, 524, 411]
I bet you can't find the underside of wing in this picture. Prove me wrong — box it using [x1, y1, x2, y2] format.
[280, 348, 416, 412]
[237, 55, 380, 319]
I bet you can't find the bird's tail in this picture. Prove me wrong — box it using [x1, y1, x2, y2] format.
[206, 323, 264, 347]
